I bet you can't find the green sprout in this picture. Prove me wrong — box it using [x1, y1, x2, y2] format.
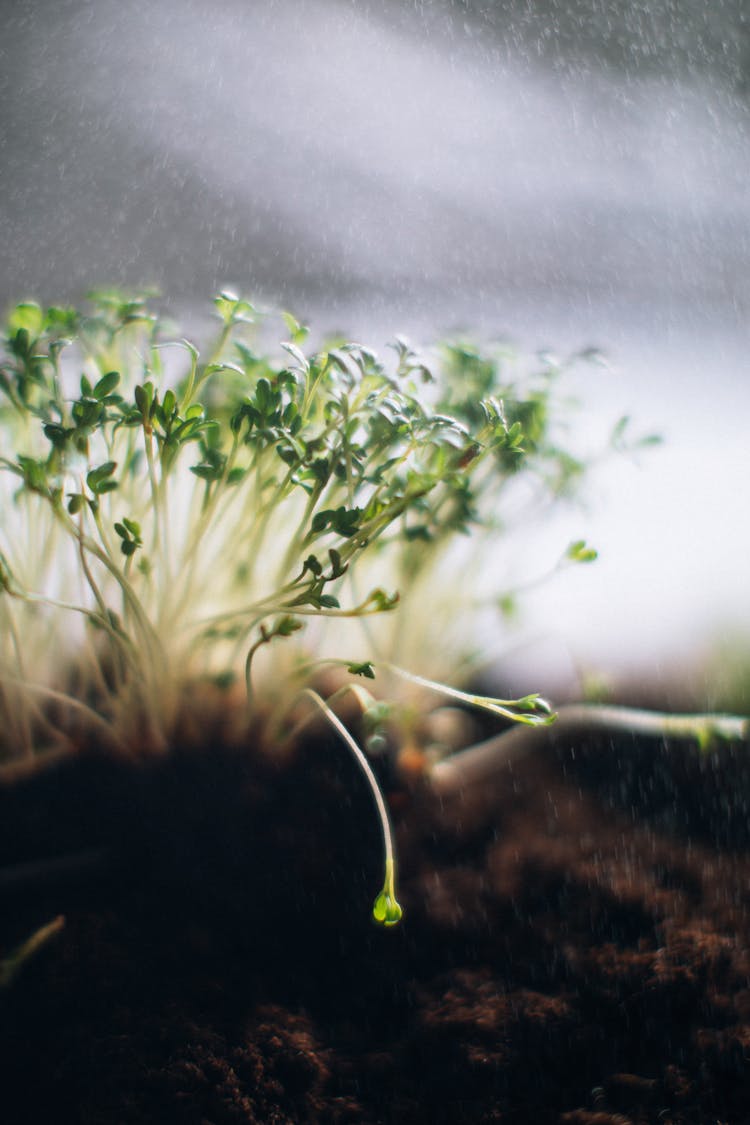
[0, 291, 738, 928]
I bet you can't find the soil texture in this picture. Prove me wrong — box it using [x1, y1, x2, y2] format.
[1, 718, 750, 1124]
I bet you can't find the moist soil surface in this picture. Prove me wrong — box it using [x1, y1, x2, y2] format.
[1, 715, 750, 1124]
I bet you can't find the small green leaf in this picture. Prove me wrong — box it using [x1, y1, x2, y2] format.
[372, 889, 403, 927]
[280, 341, 309, 373]
[214, 290, 255, 325]
[348, 662, 375, 679]
[93, 371, 120, 400]
[282, 311, 309, 344]
[8, 302, 44, 339]
[328, 548, 348, 578]
[303, 554, 322, 577]
[86, 461, 117, 494]
[43, 423, 69, 450]
[365, 588, 399, 613]
[498, 593, 518, 621]
[566, 539, 598, 564]
[134, 382, 154, 420]
[275, 615, 303, 637]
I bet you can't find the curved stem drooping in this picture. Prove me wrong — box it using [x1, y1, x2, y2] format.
[295, 688, 402, 926]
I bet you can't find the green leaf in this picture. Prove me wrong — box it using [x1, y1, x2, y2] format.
[17, 456, 49, 495]
[328, 548, 348, 578]
[566, 539, 598, 564]
[303, 554, 322, 577]
[214, 290, 255, 325]
[372, 889, 403, 927]
[348, 662, 375, 679]
[365, 588, 399, 613]
[280, 341, 309, 373]
[86, 462, 117, 494]
[93, 371, 120, 400]
[497, 593, 518, 621]
[190, 465, 221, 481]
[43, 423, 69, 450]
[134, 382, 154, 420]
[275, 615, 303, 637]
[281, 311, 308, 344]
[8, 302, 43, 339]
[331, 507, 362, 537]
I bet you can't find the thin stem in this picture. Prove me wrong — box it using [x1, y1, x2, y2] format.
[0, 916, 66, 990]
[3, 599, 33, 756]
[383, 663, 554, 726]
[294, 688, 402, 924]
[275, 483, 324, 587]
[196, 593, 395, 636]
[283, 681, 376, 747]
[0, 673, 127, 752]
[143, 428, 164, 561]
[244, 628, 271, 706]
[429, 703, 750, 798]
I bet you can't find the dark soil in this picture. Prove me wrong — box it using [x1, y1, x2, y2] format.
[1, 714, 750, 1124]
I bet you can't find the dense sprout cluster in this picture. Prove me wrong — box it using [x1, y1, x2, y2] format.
[0, 290, 605, 765]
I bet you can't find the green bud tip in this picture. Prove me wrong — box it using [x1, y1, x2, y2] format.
[372, 887, 403, 927]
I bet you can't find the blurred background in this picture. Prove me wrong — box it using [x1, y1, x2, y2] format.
[1, 0, 748, 699]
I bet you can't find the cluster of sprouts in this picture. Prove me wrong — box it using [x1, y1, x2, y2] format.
[0, 291, 614, 924]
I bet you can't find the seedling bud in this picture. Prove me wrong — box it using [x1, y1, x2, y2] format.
[373, 889, 403, 927]
[372, 860, 403, 927]
[566, 539, 598, 563]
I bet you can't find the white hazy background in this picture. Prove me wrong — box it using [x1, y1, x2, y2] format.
[1, 0, 748, 694]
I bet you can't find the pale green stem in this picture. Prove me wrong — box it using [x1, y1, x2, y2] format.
[143, 429, 164, 563]
[4, 583, 136, 679]
[58, 516, 172, 743]
[181, 328, 233, 410]
[383, 663, 554, 726]
[244, 628, 270, 707]
[195, 592, 395, 637]
[429, 703, 750, 798]
[0, 673, 127, 752]
[283, 681, 377, 747]
[294, 688, 401, 924]
[275, 483, 324, 587]
[0, 916, 65, 990]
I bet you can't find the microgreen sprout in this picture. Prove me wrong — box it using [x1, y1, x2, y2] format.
[1, 291, 726, 928]
[294, 687, 402, 926]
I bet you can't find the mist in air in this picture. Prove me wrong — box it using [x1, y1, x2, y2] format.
[1, 0, 748, 690]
